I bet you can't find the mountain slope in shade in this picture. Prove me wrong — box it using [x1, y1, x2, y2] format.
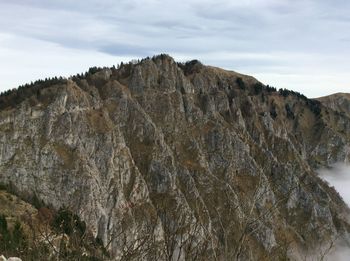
[0, 55, 350, 260]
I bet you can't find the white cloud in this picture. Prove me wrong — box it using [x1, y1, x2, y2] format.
[326, 246, 350, 261]
[0, 0, 349, 97]
[0, 33, 134, 91]
[318, 164, 350, 261]
[319, 163, 350, 206]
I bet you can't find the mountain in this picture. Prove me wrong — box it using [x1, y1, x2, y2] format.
[0, 54, 350, 260]
[317, 93, 350, 118]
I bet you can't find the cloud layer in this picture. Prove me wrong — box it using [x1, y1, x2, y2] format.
[319, 163, 350, 206]
[0, 0, 350, 97]
[318, 163, 350, 261]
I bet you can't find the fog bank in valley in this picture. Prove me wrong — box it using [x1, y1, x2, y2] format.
[318, 163, 350, 261]
[319, 163, 350, 206]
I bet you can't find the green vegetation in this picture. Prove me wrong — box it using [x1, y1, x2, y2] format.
[265, 84, 277, 92]
[270, 104, 278, 119]
[0, 215, 27, 256]
[285, 104, 295, 119]
[306, 99, 322, 116]
[278, 88, 321, 116]
[0, 77, 67, 110]
[50, 208, 106, 260]
[53, 208, 86, 236]
[236, 77, 245, 90]
[177, 59, 203, 76]
[253, 82, 263, 95]
[0, 187, 107, 260]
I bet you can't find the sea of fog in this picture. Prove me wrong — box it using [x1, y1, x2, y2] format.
[319, 163, 350, 206]
[318, 163, 350, 261]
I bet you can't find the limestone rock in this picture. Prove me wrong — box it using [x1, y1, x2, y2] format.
[0, 55, 349, 260]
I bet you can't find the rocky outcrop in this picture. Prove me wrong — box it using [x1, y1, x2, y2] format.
[0, 55, 350, 260]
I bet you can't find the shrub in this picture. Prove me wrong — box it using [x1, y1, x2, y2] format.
[88, 67, 103, 75]
[306, 99, 321, 116]
[0, 217, 27, 254]
[285, 104, 295, 119]
[266, 85, 277, 92]
[270, 105, 277, 119]
[236, 77, 245, 90]
[12, 221, 27, 250]
[0, 77, 67, 110]
[38, 207, 54, 224]
[53, 208, 86, 236]
[253, 82, 263, 95]
[0, 214, 8, 234]
[177, 60, 203, 76]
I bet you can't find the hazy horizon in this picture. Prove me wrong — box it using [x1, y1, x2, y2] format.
[1, 0, 350, 98]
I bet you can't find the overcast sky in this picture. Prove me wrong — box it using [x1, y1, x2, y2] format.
[0, 0, 349, 97]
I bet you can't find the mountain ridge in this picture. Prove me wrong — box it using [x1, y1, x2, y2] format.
[0, 54, 350, 260]
[316, 92, 350, 118]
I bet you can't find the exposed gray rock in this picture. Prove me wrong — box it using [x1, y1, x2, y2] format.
[0, 55, 349, 260]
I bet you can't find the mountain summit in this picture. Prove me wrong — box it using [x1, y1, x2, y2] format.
[0, 54, 349, 260]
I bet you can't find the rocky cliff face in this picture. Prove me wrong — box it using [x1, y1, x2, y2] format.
[0, 55, 350, 260]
